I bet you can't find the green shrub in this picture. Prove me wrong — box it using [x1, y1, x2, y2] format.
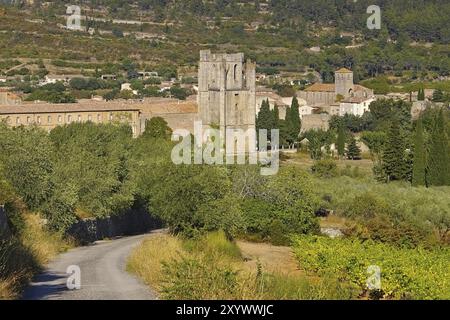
[311, 159, 338, 178]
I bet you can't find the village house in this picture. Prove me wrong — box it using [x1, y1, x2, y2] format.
[339, 96, 376, 117]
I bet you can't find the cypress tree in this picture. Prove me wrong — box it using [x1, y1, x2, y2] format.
[418, 88, 425, 101]
[290, 96, 301, 140]
[412, 119, 426, 187]
[272, 104, 279, 128]
[346, 135, 361, 160]
[382, 120, 408, 182]
[337, 124, 346, 159]
[427, 109, 450, 186]
[256, 99, 273, 141]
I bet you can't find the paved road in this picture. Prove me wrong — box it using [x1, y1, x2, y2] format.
[22, 232, 158, 300]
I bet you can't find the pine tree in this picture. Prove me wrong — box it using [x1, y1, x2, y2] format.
[412, 119, 426, 186]
[432, 89, 444, 102]
[427, 109, 450, 186]
[337, 124, 346, 159]
[346, 135, 361, 160]
[382, 120, 408, 182]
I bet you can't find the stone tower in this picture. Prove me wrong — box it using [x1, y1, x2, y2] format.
[335, 68, 354, 98]
[198, 50, 256, 147]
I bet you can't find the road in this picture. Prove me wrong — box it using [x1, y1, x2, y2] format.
[22, 232, 158, 300]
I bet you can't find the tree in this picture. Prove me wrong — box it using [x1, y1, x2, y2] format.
[143, 117, 173, 140]
[256, 99, 274, 141]
[418, 88, 425, 101]
[302, 129, 333, 160]
[360, 131, 386, 160]
[427, 109, 450, 186]
[412, 119, 427, 187]
[272, 104, 279, 129]
[432, 89, 444, 102]
[346, 135, 361, 160]
[289, 96, 301, 141]
[337, 124, 346, 159]
[382, 120, 408, 182]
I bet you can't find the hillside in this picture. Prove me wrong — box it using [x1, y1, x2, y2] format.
[0, 0, 449, 84]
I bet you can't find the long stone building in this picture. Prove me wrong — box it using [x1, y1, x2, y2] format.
[0, 101, 142, 137]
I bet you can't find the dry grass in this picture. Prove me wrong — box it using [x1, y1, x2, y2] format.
[127, 233, 183, 293]
[127, 232, 356, 300]
[0, 213, 70, 300]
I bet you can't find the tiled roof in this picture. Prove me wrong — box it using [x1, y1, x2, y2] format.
[336, 68, 352, 73]
[304, 83, 335, 92]
[0, 101, 142, 115]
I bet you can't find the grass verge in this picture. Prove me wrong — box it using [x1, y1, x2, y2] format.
[0, 213, 71, 299]
[127, 231, 356, 300]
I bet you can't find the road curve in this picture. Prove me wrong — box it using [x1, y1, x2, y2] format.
[22, 232, 159, 300]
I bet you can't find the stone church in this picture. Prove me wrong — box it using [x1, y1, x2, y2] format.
[298, 68, 373, 107]
[197, 50, 256, 144]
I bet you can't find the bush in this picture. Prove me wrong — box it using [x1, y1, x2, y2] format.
[311, 159, 338, 178]
[195, 195, 246, 239]
[143, 117, 172, 140]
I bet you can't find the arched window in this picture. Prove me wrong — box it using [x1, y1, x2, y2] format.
[234, 64, 237, 81]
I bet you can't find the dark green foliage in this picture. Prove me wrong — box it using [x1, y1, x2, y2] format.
[369, 99, 412, 132]
[49, 123, 136, 221]
[412, 119, 427, 187]
[329, 113, 374, 133]
[0, 125, 53, 211]
[288, 96, 301, 141]
[418, 88, 425, 101]
[169, 85, 190, 100]
[346, 136, 361, 160]
[432, 89, 445, 102]
[143, 117, 172, 140]
[302, 129, 334, 160]
[360, 131, 386, 159]
[238, 167, 320, 244]
[382, 120, 409, 182]
[147, 163, 231, 237]
[256, 99, 275, 141]
[427, 109, 450, 186]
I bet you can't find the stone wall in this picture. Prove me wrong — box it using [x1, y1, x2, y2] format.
[0, 205, 11, 239]
[66, 208, 162, 245]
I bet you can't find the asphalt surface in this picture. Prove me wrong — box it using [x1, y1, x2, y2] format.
[22, 232, 158, 300]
